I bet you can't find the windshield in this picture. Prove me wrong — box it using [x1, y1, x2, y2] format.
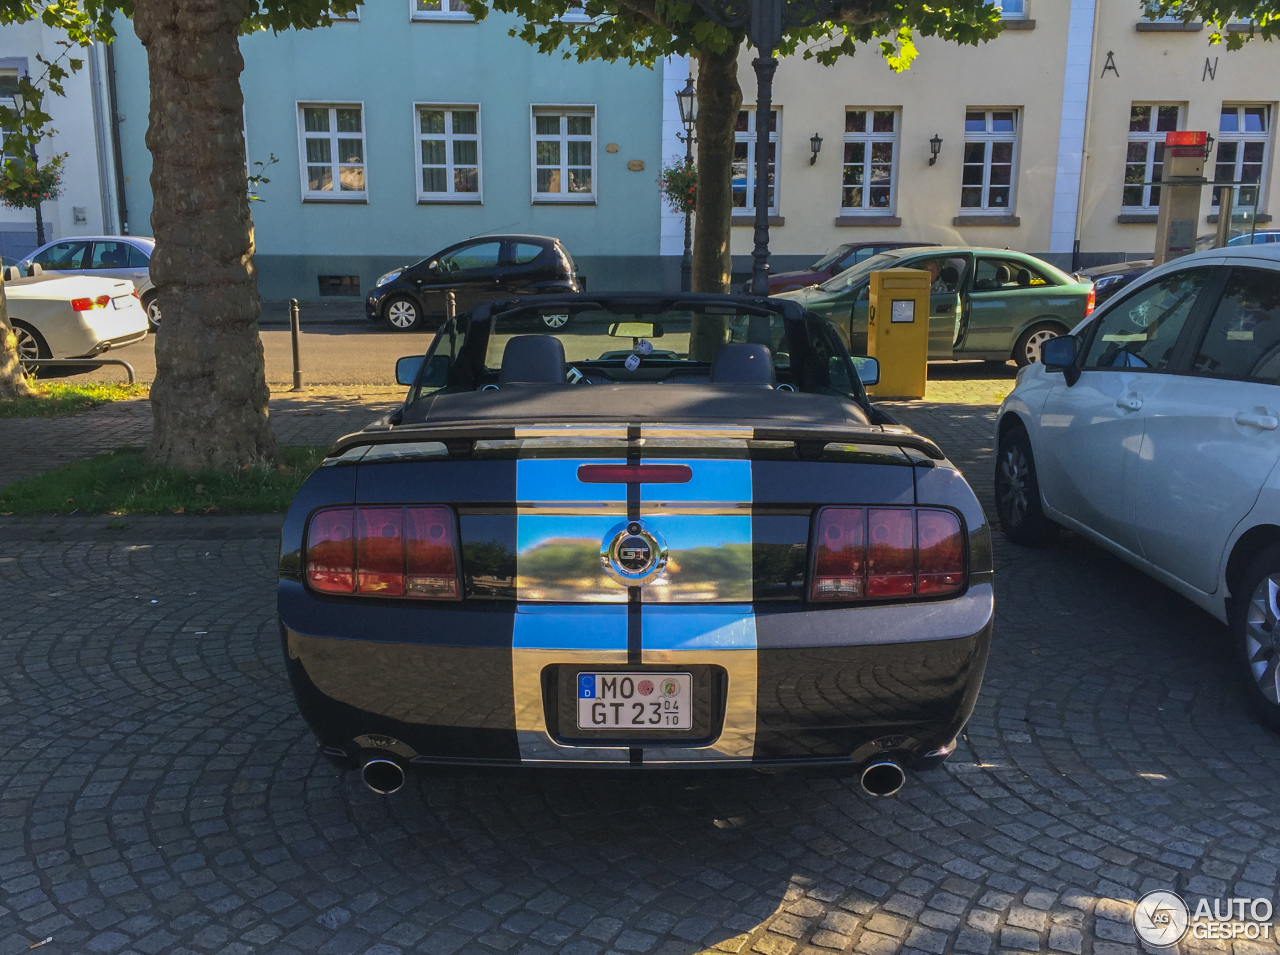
[810, 245, 854, 271]
[817, 251, 903, 291]
[407, 300, 868, 404]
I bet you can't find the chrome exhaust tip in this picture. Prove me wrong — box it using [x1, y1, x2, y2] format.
[860, 758, 906, 797]
[361, 757, 406, 795]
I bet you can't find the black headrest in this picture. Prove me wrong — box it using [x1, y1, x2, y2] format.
[994, 265, 1011, 284]
[939, 265, 960, 287]
[1016, 268, 1032, 287]
[710, 342, 775, 387]
[499, 335, 566, 386]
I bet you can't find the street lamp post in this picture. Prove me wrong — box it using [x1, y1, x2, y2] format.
[685, 0, 840, 295]
[675, 77, 697, 293]
[9, 79, 45, 248]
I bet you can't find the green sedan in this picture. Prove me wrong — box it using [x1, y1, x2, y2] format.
[776, 246, 1095, 367]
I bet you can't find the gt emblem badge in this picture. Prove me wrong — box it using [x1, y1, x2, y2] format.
[602, 520, 668, 586]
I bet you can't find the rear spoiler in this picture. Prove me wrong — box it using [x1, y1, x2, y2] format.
[325, 422, 945, 461]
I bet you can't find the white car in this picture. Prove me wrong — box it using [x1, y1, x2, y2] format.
[994, 244, 1280, 731]
[18, 235, 159, 330]
[5, 271, 149, 366]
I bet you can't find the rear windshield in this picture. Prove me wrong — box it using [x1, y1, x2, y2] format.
[408, 301, 868, 405]
[817, 251, 903, 291]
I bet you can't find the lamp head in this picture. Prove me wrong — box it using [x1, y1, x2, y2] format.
[809, 132, 822, 165]
[929, 133, 943, 166]
[676, 78, 697, 132]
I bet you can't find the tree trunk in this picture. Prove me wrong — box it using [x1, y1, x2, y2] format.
[0, 283, 36, 399]
[134, 0, 279, 472]
[691, 42, 741, 296]
[687, 42, 741, 362]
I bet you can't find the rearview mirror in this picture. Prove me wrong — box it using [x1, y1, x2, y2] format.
[1039, 335, 1080, 385]
[852, 356, 880, 387]
[608, 321, 664, 339]
[396, 355, 424, 386]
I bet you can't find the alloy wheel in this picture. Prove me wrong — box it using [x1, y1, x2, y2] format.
[15, 327, 41, 361]
[1244, 575, 1280, 706]
[1023, 328, 1060, 365]
[147, 299, 162, 328]
[997, 445, 1029, 526]
[387, 301, 418, 329]
[542, 313, 569, 329]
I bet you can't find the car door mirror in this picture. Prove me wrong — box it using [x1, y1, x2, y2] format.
[427, 260, 439, 273]
[396, 355, 424, 386]
[1040, 335, 1080, 385]
[852, 356, 880, 387]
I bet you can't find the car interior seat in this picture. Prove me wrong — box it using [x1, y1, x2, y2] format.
[498, 335, 567, 386]
[994, 265, 1012, 287]
[939, 265, 960, 290]
[710, 342, 776, 387]
[1016, 268, 1033, 287]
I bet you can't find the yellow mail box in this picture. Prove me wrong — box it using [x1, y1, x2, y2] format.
[867, 268, 931, 399]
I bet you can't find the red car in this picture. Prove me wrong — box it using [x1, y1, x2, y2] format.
[767, 241, 936, 295]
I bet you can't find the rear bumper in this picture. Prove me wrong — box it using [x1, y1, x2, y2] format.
[279, 582, 992, 770]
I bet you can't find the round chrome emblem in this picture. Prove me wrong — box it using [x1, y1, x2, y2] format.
[601, 520, 668, 586]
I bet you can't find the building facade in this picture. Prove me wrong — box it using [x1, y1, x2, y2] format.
[0, 21, 123, 263]
[725, 0, 1280, 272]
[109, 2, 670, 301]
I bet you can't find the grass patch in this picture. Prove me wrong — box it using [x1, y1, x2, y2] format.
[0, 446, 328, 515]
[0, 380, 150, 418]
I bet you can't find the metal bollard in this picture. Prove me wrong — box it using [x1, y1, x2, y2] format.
[446, 290, 456, 322]
[289, 298, 303, 392]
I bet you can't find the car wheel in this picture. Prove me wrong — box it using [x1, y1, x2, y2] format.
[542, 313, 569, 329]
[1232, 544, 1280, 732]
[1013, 323, 1067, 368]
[143, 294, 161, 332]
[994, 423, 1057, 547]
[11, 322, 53, 377]
[384, 296, 422, 332]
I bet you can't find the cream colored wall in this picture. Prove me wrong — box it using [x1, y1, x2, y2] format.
[725, 2, 1280, 260]
[729, 4, 1072, 259]
[1079, 8, 1280, 255]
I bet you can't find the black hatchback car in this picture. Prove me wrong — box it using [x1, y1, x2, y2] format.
[366, 234, 583, 331]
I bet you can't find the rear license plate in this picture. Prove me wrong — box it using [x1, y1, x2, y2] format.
[576, 672, 692, 730]
[111, 296, 130, 309]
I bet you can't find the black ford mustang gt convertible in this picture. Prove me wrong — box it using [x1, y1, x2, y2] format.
[278, 293, 993, 796]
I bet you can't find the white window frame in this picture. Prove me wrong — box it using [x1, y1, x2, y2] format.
[1122, 103, 1183, 211]
[296, 102, 368, 203]
[960, 108, 1020, 214]
[841, 108, 899, 216]
[530, 106, 596, 204]
[733, 107, 780, 216]
[411, 0, 474, 21]
[1214, 103, 1272, 209]
[415, 103, 482, 203]
[997, 0, 1028, 19]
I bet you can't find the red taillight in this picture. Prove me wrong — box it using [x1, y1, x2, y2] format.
[916, 509, 965, 594]
[810, 506, 965, 602]
[71, 295, 111, 312]
[1085, 286, 1096, 316]
[305, 505, 460, 600]
[812, 507, 865, 600]
[867, 508, 915, 596]
[306, 508, 355, 594]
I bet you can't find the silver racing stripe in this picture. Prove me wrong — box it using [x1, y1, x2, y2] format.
[512, 605, 630, 763]
[512, 455, 757, 764]
[640, 606, 757, 762]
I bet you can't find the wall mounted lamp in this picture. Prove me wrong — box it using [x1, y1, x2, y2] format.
[929, 134, 943, 166]
[809, 132, 822, 165]
[1204, 131, 1216, 162]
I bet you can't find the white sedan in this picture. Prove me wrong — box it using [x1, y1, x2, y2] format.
[994, 243, 1280, 731]
[5, 272, 149, 366]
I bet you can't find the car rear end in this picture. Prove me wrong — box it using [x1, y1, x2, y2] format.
[278, 424, 992, 788]
[5, 275, 148, 358]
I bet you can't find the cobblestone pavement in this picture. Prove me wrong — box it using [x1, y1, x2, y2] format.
[1, 388, 1279, 955]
